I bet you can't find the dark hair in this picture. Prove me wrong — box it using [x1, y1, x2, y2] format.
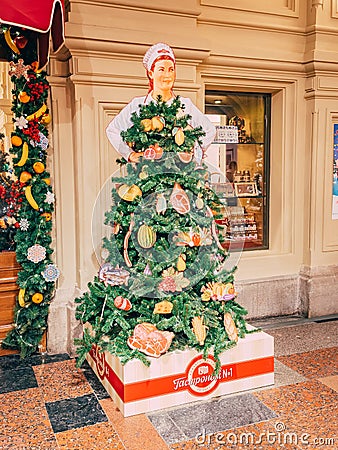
[229, 161, 237, 170]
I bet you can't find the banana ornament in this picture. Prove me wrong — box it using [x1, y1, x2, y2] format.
[18, 288, 26, 307]
[4, 28, 20, 54]
[26, 104, 47, 121]
[25, 185, 39, 210]
[15, 142, 29, 167]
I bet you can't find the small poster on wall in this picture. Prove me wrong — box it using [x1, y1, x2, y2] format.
[333, 124, 338, 220]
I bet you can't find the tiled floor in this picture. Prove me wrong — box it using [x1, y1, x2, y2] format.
[0, 320, 337, 449]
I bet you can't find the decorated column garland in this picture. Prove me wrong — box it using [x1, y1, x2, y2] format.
[0, 26, 59, 357]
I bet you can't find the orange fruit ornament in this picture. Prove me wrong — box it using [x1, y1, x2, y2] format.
[178, 152, 193, 163]
[42, 178, 51, 185]
[18, 91, 30, 103]
[170, 182, 191, 214]
[33, 162, 45, 173]
[32, 293, 43, 304]
[19, 171, 32, 183]
[11, 135, 22, 147]
[140, 119, 152, 132]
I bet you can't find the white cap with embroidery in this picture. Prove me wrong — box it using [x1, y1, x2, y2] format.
[143, 43, 175, 71]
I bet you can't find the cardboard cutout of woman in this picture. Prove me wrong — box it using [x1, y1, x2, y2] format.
[106, 42, 215, 163]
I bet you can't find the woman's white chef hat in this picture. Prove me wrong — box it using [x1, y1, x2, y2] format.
[143, 43, 175, 71]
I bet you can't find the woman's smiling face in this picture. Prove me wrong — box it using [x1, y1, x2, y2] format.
[149, 59, 176, 94]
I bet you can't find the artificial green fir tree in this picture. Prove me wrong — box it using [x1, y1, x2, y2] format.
[0, 26, 58, 357]
[0, 133, 19, 251]
[75, 96, 251, 372]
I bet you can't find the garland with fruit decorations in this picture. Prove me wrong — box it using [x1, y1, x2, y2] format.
[75, 96, 253, 374]
[0, 133, 22, 251]
[0, 25, 59, 357]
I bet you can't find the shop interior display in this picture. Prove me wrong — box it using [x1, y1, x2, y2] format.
[206, 91, 270, 250]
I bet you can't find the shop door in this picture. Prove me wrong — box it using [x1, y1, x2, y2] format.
[0, 251, 19, 355]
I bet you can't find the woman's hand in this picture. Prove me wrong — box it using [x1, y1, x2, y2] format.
[128, 152, 142, 163]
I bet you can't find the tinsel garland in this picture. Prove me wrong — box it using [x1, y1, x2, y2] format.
[0, 25, 59, 357]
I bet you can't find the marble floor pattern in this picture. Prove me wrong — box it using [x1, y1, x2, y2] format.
[0, 319, 337, 449]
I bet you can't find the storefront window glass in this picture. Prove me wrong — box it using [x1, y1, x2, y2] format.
[205, 91, 271, 250]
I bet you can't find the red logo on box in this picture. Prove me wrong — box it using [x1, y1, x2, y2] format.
[173, 355, 234, 396]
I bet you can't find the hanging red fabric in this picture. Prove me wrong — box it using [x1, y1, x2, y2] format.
[0, 0, 65, 68]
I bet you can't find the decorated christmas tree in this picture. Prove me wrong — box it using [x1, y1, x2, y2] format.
[75, 96, 252, 373]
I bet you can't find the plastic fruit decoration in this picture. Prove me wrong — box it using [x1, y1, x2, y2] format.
[174, 128, 185, 146]
[140, 118, 152, 132]
[137, 224, 157, 248]
[25, 186, 39, 210]
[143, 146, 156, 160]
[4, 28, 20, 54]
[41, 213, 52, 221]
[151, 116, 165, 131]
[41, 114, 51, 125]
[15, 142, 29, 166]
[170, 182, 190, 214]
[33, 162, 45, 174]
[14, 35, 28, 50]
[19, 171, 32, 183]
[18, 92, 30, 103]
[18, 288, 26, 307]
[117, 184, 142, 201]
[177, 254, 186, 272]
[178, 152, 193, 163]
[11, 135, 22, 147]
[32, 293, 44, 304]
[144, 143, 163, 160]
[26, 104, 47, 121]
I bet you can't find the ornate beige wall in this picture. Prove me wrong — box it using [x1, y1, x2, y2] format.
[46, 0, 338, 353]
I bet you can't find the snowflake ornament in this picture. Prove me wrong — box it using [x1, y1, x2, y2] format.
[14, 116, 28, 130]
[9, 59, 30, 80]
[31, 132, 49, 150]
[42, 264, 60, 282]
[45, 191, 55, 205]
[27, 244, 46, 263]
[38, 132, 49, 150]
[19, 218, 30, 231]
